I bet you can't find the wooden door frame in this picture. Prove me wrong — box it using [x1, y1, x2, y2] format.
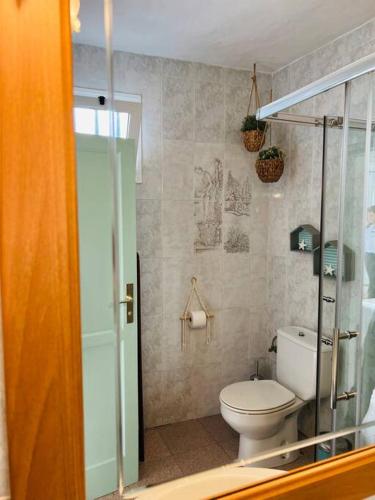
[0, 0, 85, 498]
[218, 445, 375, 499]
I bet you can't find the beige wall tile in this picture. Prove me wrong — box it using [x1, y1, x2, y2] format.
[162, 78, 194, 140]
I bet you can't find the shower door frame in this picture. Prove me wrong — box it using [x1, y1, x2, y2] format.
[257, 52, 375, 120]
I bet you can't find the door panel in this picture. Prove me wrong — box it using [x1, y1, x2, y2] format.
[76, 135, 117, 499]
[76, 135, 139, 496]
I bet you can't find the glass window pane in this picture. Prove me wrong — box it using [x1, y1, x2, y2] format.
[97, 109, 110, 137]
[74, 107, 131, 139]
[74, 107, 96, 134]
[118, 112, 129, 138]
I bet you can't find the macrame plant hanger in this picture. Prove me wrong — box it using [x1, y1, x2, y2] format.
[243, 63, 267, 152]
[267, 88, 272, 147]
[247, 64, 262, 117]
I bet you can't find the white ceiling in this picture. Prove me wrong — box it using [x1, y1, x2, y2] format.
[76, 0, 375, 72]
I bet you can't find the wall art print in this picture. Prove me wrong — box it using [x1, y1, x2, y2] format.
[225, 171, 251, 216]
[194, 158, 223, 251]
[224, 225, 250, 253]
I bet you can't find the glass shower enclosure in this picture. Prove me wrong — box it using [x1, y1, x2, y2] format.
[327, 72, 375, 450]
[258, 54, 375, 458]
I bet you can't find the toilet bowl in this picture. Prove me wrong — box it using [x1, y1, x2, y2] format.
[220, 326, 332, 467]
[220, 380, 305, 467]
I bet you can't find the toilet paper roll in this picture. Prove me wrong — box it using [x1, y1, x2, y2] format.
[188, 310, 207, 329]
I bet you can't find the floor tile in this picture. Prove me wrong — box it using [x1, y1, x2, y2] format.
[158, 419, 213, 454]
[199, 414, 238, 443]
[123, 485, 149, 498]
[97, 417, 317, 498]
[219, 436, 239, 460]
[174, 442, 232, 476]
[276, 446, 315, 471]
[138, 456, 183, 486]
[97, 493, 122, 500]
[144, 429, 171, 461]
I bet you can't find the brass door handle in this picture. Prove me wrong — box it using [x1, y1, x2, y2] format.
[120, 284, 134, 323]
[120, 295, 133, 304]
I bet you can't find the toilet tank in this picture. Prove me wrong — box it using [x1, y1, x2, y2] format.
[276, 326, 332, 401]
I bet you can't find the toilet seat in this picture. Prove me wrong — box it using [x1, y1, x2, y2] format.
[220, 380, 296, 415]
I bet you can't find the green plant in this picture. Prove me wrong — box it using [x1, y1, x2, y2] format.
[241, 114, 266, 133]
[258, 146, 284, 160]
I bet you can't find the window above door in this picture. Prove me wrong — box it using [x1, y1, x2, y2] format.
[73, 88, 143, 182]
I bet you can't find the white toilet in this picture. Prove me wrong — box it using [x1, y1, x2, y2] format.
[220, 326, 332, 467]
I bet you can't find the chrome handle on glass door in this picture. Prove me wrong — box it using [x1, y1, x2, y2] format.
[119, 283, 134, 324]
[330, 328, 359, 410]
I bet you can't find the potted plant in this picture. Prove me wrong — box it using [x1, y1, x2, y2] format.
[255, 146, 285, 183]
[241, 114, 267, 152]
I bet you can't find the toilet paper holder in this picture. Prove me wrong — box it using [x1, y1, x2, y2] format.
[180, 277, 214, 351]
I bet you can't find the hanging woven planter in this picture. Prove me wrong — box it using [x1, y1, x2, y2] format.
[241, 64, 267, 152]
[243, 128, 265, 153]
[255, 146, 285, 183]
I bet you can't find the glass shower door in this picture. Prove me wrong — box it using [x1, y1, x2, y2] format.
[331, 72, 375, 450]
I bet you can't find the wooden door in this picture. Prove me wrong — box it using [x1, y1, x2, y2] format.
[0, 0, 85, 498]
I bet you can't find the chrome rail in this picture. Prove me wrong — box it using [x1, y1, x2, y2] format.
[330, 328, 360, 410]
[330, 327, 340, 410]
[257, 52, 375, 119]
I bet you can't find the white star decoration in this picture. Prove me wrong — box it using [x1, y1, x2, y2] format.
[298, 239, 307, 251]
[324, 264, 335, 276]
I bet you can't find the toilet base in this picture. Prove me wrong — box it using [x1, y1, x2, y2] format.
[239, 411, 299, 468]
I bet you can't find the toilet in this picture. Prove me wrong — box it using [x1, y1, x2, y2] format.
[220, 326, 332, 467]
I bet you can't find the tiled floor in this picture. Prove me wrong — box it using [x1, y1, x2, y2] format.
[98, 415, 314, 499]
[135, 415, 238, 487]
[98, 415, 238, 499]
[277, 443, 315, 471]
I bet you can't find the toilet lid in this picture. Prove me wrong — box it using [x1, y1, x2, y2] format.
[220, 380, 295, 413]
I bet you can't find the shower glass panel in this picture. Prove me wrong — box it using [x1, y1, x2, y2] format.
[333, 72, 375, 450]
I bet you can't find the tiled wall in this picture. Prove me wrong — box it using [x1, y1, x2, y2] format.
[74, 45, 273, 427]
[121, 52, 273, 427]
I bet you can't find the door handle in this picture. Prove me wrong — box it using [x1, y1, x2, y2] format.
[120, 283, 134, 324]
[330, 328, 359, 410]
[121, 295, 133, 304]
[336, 391, 357, 402]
